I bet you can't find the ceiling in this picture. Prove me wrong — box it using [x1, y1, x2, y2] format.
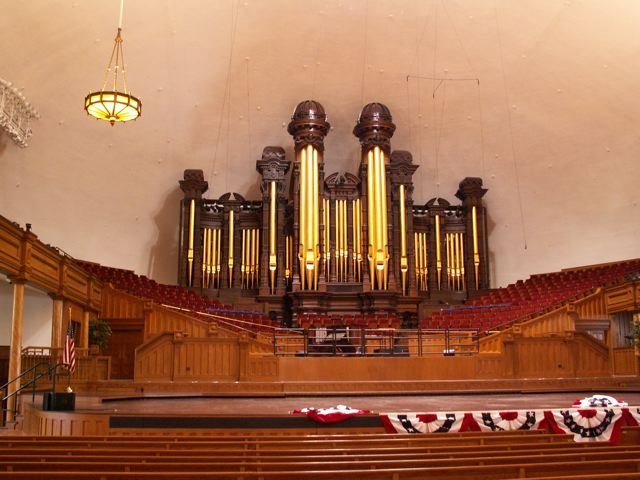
[1, 0, 639, 288]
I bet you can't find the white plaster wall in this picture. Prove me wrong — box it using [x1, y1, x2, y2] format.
[0, 0, 638, 289]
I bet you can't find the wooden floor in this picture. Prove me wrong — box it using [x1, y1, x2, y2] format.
[78, 390, 640, 415]
[11, 389, 640, 437]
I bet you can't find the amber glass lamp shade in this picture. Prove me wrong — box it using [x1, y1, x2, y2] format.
[84, 90, 141, 125]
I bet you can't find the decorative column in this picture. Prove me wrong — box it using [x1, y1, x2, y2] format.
[287, 100, 330, 291]
[50, 294, 64, 351]
[178, 169, 209, 288]
[6, 278, 25, 423]
[455, 177, 489, 293]
[256, 146, 291, 296]
[388, 151, 419, 297]
[353, 103, 396, 292]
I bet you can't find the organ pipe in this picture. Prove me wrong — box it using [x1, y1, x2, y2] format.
[399, 185, 408, 296]
[414, 231, 427, 291]
[445, 232, 466, 291]
[241, 228, 247, 288]
[202, 228, 210, 288]
[367, 146, 389, 290]
[285, 234, 291, 283]
[472, 205, 480, 290]
[269, 181, 277, 293]
[299, 145, 320, 290]
[228, 210, 234, 288]
[187, 199, 195, 286]
[324, 198, 330, 281]
[352, 199, 358, 282]
[435, 214, 442, 290]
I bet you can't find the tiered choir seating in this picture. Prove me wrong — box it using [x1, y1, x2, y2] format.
[421, 259, 640, 333]
[77, 261, 278, 333]
[1, 429, 639, 479]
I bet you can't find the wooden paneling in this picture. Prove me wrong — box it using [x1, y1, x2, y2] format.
[613, 347, 637, 375]
[22, 403, 109, 436]
[101, 286, 145, 319]
[104, 318, 145, 379]
[606, 283, 639, 313]
[146, 305, 209, 339]
[0, 217, 22, 275]
[0, 214, 100, 311]
[134, 332, 279, 382]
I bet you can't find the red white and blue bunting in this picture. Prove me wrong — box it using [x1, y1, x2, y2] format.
[292, 396, 637, 444]
[381, 407, 637, 443]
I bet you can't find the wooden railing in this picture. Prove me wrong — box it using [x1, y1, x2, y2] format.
[0, 214, 101, 310]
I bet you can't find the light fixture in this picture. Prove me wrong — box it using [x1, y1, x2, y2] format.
[84, 0, 141, 126]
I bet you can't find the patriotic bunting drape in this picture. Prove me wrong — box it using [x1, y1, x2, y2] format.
[380, 407, 638, 444]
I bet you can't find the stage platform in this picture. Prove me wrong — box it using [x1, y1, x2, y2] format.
[17, 390, 640, 437]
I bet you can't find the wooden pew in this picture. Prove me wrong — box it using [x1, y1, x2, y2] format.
[1, 460, 640, 480]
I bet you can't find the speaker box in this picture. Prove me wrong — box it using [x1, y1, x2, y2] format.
[42, 392, 75, 411]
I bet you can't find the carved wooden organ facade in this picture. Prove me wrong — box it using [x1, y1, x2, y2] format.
[178, 101, 489, 320]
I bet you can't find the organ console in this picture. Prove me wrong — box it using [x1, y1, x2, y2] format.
[178, 101, 489, 324]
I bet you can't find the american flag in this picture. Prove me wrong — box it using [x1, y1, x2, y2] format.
[63, 323, 77, 373]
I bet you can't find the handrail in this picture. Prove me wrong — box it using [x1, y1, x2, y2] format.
[272, 327, 479, 357]
[1, 362, 70, 427]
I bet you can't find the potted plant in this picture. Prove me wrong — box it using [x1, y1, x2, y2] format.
[88, 318, 112, 353]
[632, 318, 640, 356]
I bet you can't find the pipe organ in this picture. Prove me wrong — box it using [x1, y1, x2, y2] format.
[178, 101, 489, 322]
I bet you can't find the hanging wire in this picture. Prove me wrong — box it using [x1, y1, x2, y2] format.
[359, 0, 369, 106]
[407, 2, 432, 193]
[245, 58, 253, 162]
[493, 1, 528, 250]
[433, 81, 447, 199]
[209, 0, 240, 190]
[439, 0, 486, 177]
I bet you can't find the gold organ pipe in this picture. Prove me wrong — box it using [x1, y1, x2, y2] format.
[399, 185, 408, 296]
[414, 232, 420, 290]
[367, 150, 375, 289]
[306, 145, 313, 289]
[243, 229, 248, 288]
[209, 228, 215, 288]
[446, 233, 452, 289]
[340, 200, 345, 281]
[299, 147, 306, 288]
[312, 147, 319, 290]
[270, 182, 277, 293]
[374, 147, 383, 289]
[460, 233, 466, 290]
[241, 228, 247, 288]
[357, 199, 362, 282]
[324, 198, 330, 281]
[342, 200, 347, 281]
[456, 233, 460, 290]
[269, 181, 277, 293]
[298, 145, 320, 290]
[284, 235, 291, 280]
[472, 205, 480, 290]
[352, 199, 357, 281]
[435, 214, 442, 290]
[424, 233, 429, 289]
[201, 228, 208, 288]
[380, 148, 389, 290]
[253, 228, 259, 288]
[215, 228, 221, 288]
[187, 199, 195, 287]
[337, 199, 341, 281]
[202, 228, 210, 288]
[228, 210, 234, 288]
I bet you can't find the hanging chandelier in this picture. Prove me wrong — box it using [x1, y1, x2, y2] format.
[84, 0, 141, 125]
